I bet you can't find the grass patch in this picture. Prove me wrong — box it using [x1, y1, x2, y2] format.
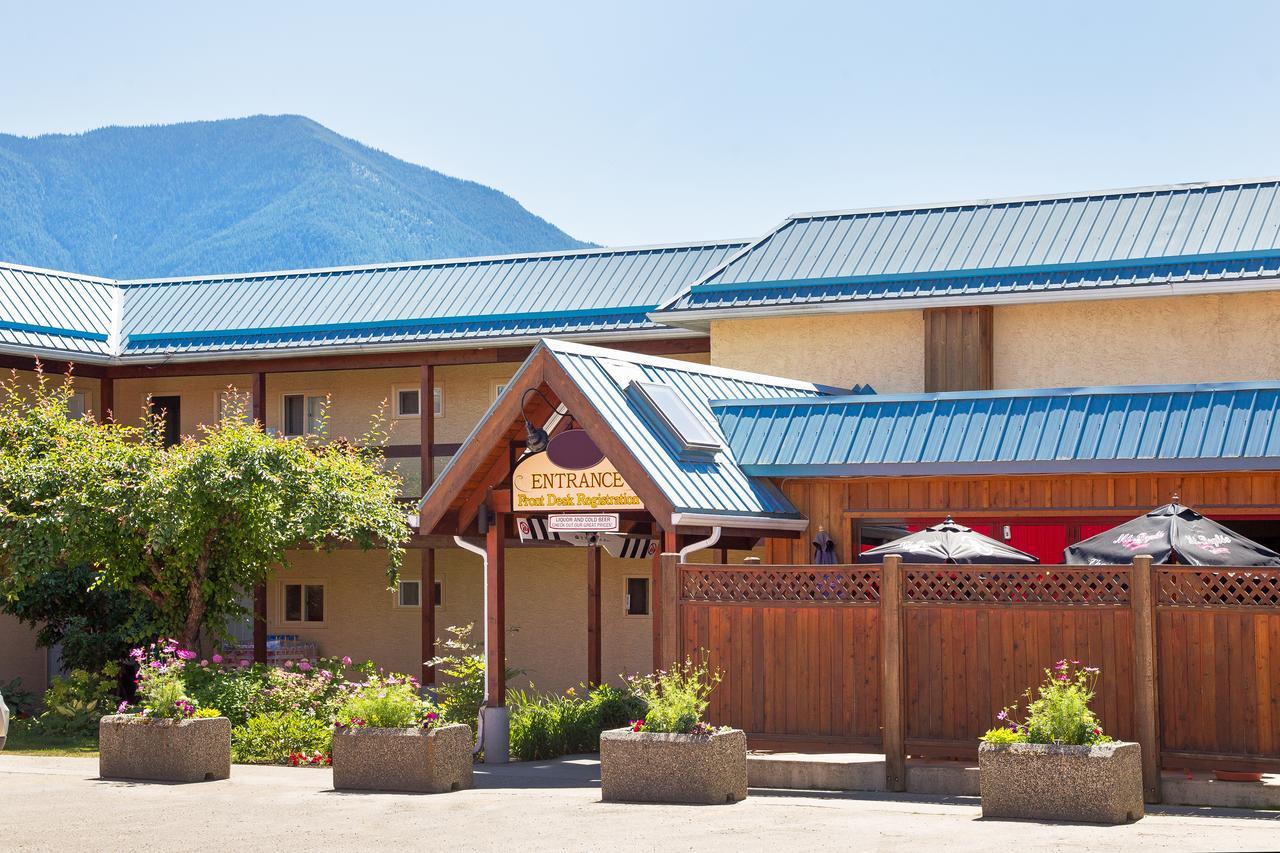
[2, 719, 99, 757]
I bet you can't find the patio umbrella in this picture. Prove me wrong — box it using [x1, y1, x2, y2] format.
[856, 517, 1039, 564]
[1064, 502, 1280, 566]
[812, 528, 838, 564]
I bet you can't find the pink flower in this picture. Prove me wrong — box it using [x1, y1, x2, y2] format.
[341, 656, 352, 666]
[996, 710, 1008, 721]
[211, 654, 223, 664]
[199, 659, 209, 667]
[284, 660, 293, 668]
[298, 661, 312, 672]
[176, 649, 197, 660]
[117, 700, 130, 714]
[239, 659, 250, 668]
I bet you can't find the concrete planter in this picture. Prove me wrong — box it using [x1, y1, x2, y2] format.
[979, 741, 1144, 824]
[99, 715, 231, 783]
[331, 723, 473, 794]
[599, 728, 747, 804]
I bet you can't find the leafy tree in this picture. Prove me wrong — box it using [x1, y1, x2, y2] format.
[0, 368, 411, 651]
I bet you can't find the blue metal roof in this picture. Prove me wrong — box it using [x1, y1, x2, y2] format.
[712, 382, 1280, 477]
[658, 180, 1280, 316]
[119, 241, 744, 355]
[0, 263, 116, 357]
[543, 340, 825, 522]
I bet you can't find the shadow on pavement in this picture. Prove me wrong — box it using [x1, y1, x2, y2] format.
[475, 755, 602, 789]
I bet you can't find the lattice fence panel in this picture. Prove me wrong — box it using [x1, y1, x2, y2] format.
[903, 568, 1130, 605]
[681, 567, 881, 603]
[1158, 569, 1280, 608]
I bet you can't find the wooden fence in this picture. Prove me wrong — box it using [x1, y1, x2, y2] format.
[659, 553, 1280, 801]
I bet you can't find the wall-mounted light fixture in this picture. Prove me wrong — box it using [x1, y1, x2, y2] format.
[520, 388, 556, 454]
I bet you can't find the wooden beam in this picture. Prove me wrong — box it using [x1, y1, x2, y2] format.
[99, 376, 114, 423]
[251, 372, 266, 425]
[419, 364, 435, 500]
[587, 545, 602, 687]
[0, 353, 108, 379]
[253, 582, 268, 665]
[420, 364, 436, 686]
[422, 549, 436, 685]
[658, 552, 680, 671]
[652, 529, 678, 670]
[1130, 554, 1162, 803]
[880, 554, 906, 792]
[485, 504, 507, 706]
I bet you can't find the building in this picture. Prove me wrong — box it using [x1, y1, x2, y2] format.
[2, 178, 1279, 768]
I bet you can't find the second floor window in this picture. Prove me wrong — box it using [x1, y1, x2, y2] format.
[393, 386, 443, 418]
[283, 394, 327, 437]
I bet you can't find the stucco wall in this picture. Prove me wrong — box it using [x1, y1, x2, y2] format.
[993, 291, 1280, 389]
[266, 544, 653, 695]
[0, 613, 48, 694]
[710, 313, 925, 392]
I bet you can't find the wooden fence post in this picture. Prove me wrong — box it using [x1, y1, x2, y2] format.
[659, 553, 680, 669]
[880, 554, 907, 792]
[1130, 554, 1162, 803]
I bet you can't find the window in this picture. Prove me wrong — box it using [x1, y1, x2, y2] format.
[149, 395, 182, 447]
[66, 389, 88, 420]
[395, 579, 442, 608]
[396, 388, 420, 418]
[625, 380, 722, 461]
[283, 394, 327, 436]
[283, 582, 325, 624]
[217, 390, 250, 424]
[625, 577, 649, 616]
[433, 386, 443, 417]
[492, 381, 508, 402]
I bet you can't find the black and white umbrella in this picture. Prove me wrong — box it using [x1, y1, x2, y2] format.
[1064, 502, 1280, 567]
[856, 517, 1039, 565]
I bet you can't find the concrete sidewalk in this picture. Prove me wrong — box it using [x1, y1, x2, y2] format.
[2, 754, 1277, 852]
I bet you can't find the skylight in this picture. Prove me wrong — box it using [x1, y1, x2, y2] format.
[626, 380, 723, 461]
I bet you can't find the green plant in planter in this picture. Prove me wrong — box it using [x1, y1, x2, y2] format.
[981, 659, 1112, 746]
[625, 656, 723, 735]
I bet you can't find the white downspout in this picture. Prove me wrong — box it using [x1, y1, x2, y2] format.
[453, 535, 488, 755]
[678, 526, 722, 563]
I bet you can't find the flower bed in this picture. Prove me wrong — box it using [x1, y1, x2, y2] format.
[99, 714, 231, 783]
[979, 660, 1143, 824]
[598, 657, 746, 804]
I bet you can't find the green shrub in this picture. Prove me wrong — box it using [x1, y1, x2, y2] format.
[336, 681, 424, 728]
[429, 624, 518, 731]
[0, 677, 37, 717]
[981, 659, 1111, 746]
[182, 661, 270, 726]
[231, 712, 333, 764]
[36, 665, 119, 736]
[627, 657, 721, 735]
[509, 683, 648, 761]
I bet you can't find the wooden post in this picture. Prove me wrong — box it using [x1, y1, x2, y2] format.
[1131, 554, 1162, 803]
[659, 552, 680, 669]
[252, 582, 267, 665]
[251, 371, 268, 665]
[880, 554, 906, 792]
[485, 504, 506, 706]
[420, 365, 436, 686]
[251, 371, 266, 425]
[98, 376, 113, 422]
[587, 545, 602, 687]
[653, 529, 678, 670]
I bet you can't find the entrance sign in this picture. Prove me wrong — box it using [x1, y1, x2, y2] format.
[548, 513, 620, 533]
[512, 431, 643, 512]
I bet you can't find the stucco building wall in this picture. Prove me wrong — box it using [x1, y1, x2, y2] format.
[710, 313, 926, 392]
[266, 545, 654, 695]
[0, 613, 48, 694]
[992, 291, 1280, 389]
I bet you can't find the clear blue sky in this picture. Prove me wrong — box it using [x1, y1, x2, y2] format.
[3, 1, 1279, 247]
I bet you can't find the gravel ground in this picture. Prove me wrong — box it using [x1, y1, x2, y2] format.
[2, 754, 1277, 852]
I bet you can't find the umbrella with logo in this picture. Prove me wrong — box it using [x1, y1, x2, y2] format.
[1064, 501, 1280, 566]
[856, 517, 1039, 565]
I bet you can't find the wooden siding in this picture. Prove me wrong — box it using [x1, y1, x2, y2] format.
[924, 306, 992, 392]
[768, 472, 1280, 564]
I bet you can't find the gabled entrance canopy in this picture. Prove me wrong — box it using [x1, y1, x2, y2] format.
[418, 338, 821, 540]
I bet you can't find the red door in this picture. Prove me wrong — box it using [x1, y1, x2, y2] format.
[1001, 523, 1070, 564]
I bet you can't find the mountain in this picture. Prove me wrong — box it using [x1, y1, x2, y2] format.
[0, 115, 591, 279]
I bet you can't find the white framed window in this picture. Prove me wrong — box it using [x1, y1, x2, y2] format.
[395, 579, 442, 608]
[282, 393, 328, 437]
[491, 381, 509, 402]
[394, 387, 420, 418]
[433, 386, 443, 417]
[217, 389, 250, 424]
[282, 581, 325, 625]
[66, 389, 89, 420]
[624, 577, 650, 616]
